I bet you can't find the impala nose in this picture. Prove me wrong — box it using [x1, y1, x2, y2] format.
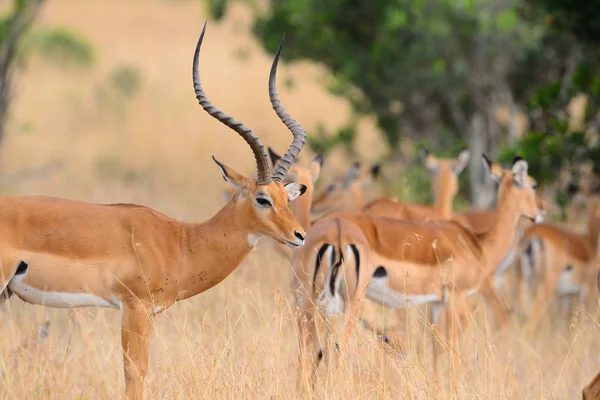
[294, 230, 305, 242]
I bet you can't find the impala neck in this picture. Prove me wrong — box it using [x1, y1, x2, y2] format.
[434, 193, 453, 220]
[478, 189, 521, 274]
[433, 172, 455, 219]
[587, 197, 600, 252]
[176, 196, 256, 301]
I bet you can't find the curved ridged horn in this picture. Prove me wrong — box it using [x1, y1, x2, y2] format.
[192, 21, 272, 185]
[269, 34, 307, 182]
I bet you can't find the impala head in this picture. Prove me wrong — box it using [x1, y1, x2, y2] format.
[268, 147, 323, 188]
[419, 147, 470, 203]
[221, 149, 323, 203]
[311, 161, 381, 215]
[483, 155, 542, 222]
[193, 22, 307, 248]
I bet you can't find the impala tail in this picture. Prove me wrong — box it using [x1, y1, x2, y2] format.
[308, 218, 366, 319]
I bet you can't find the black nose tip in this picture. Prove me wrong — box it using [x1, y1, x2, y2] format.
[294, 231, 305, 241]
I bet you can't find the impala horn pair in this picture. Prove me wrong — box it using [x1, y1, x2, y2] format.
[192, 21, 305, 185]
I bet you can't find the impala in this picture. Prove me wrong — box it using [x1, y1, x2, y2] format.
[364, 148, 470, 221]
[292, 155, 542, 384]
[364, 151, 542, 326]
[310, 161, 381, 216]
[0, 23, 309, 400]
[515, 189, 599, 323]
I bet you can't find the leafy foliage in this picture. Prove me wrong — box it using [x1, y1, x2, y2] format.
[527, 0, 600, 44]
[209, 0, 600, 206]
[28, 27, 94, 67]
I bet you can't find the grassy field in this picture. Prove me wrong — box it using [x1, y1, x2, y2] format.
[0, 1, 599, 398]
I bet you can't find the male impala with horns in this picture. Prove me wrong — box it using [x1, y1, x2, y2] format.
[0, 22, 307, 400]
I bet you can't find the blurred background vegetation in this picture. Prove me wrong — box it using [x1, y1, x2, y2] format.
[1, 0, 599, 218]
[209, 0, 600, 214]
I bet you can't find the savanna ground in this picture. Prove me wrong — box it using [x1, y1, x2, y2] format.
[0, 1, 599, 398]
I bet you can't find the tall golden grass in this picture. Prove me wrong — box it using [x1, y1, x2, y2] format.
[0, 1, 598, 398]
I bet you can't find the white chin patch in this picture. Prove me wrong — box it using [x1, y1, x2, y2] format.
[535, 213, 544, 223]
[247, 234, 262, 247]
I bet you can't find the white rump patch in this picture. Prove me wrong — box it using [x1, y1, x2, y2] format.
[316, 247, 345, 318]
[555, 267, 580, 296]
[317, 289, 345, 318]
[520, 239, 540, 285]
[495, 248, 517, 289]
[366, 277, 441, 309]
[9, 274, 115, 309]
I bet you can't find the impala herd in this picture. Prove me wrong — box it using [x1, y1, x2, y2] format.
[0, 22, 598, 399]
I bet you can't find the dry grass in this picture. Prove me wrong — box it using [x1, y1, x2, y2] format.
[0, 0, 599, 398]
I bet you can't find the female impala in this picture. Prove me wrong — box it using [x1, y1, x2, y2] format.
[0, 23, 308, 400]
[364, 148, 470, 221]
[292, 155, 542, 385]
[310, 161, 381, 216]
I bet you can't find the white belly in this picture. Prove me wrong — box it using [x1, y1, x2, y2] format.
[9, 274, 116, 309]
[366, 278, 441, 309]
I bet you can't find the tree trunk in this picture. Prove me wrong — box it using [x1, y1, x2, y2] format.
[468, 111, 496, 209]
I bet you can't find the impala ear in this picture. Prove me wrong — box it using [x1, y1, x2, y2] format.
[482, 154, 503, 183]
[213, 156, 247, 188]
[285, 182, 307, 202]
[370, 164, 381, 180]
[567, 182, 580, 196]
[453, 149, 471, 175]
[420, 149, 439, 172]
[360, 163, 381, 187]
[343, 161, 361, 186]
[309, 155, 324, 183]
[512, 158, 529, 187]
[268, 147, 282, 168]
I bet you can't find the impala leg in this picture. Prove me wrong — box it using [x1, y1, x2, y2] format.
[527, 271, 560, 329]
[0, 259, 21, 306]
[296, 307, 321, 393]
[121, 303, 153, 400]
[558, 295, 572, 324]
[430, 302, 443, 373]
[480, 277, 512, 328]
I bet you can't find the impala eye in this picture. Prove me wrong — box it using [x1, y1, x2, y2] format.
[256, 197, 272, 207]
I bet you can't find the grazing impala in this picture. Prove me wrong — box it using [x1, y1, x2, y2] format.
[292, 155, 542, 384]
[0, 23, 309, 400]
